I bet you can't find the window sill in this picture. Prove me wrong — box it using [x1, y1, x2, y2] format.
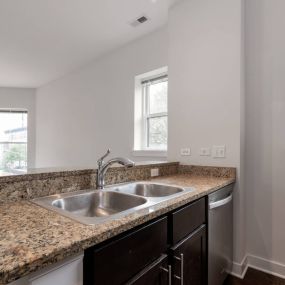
[132, 149, 167, 157]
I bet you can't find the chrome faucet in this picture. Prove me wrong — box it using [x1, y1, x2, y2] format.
[96, 149, 135, 189]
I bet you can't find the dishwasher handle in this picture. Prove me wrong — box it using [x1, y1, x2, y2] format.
[209, 194, 232, 210]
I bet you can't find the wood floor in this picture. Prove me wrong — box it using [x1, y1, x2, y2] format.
[224, 268, 285, 285]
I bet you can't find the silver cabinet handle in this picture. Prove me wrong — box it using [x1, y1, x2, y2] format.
[161, 265, 172, 285]
[173, 254, 184, 285]
[209, 194, 232, 210]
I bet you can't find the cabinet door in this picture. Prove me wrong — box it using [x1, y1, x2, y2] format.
[126, 254, 170, 285]
[171, 225, 207, 285]
[170, 198, 206, 244]
[84, 217, 167, 285]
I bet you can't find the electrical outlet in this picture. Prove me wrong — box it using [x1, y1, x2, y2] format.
[212, 145, 226, 158]
[180, 148, 191, 156]
[200, 147, 211, 156]
[150, 168, 159, 177]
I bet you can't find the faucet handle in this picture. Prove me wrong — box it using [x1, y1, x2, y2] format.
[97, 149, 111, 165]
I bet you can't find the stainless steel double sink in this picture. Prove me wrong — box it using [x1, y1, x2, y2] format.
[32, 182, 194, 225]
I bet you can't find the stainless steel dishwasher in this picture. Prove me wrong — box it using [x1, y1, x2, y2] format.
[208, 184, 233, 285]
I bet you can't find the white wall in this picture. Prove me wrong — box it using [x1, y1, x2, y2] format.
[168, 0, 242, 167]
[246, 0, 285, 272]
[0, 87, 36, 167]
[35, 28, 168, 168]
[168, 0, 246, 264]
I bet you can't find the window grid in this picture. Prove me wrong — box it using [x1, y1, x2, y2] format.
[141, 75, 168, 150]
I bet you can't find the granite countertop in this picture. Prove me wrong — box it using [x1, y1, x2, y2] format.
[0, 173, 235, 285]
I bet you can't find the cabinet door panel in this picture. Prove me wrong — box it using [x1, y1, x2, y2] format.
[84, 217, 167, 285]
[126, 254, 169, 285]
[170, 198, 206, 244]
[171, 225, 207, 285]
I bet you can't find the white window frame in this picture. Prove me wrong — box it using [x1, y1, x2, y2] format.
[0, 109, 28, 171]
[142, 75, 168, 149]
[133, 67, 168, 157]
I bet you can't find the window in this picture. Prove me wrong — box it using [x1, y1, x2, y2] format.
[142, 75, 168, 149]
[0, 110, 28, 175]
[134, 68, 168, 155]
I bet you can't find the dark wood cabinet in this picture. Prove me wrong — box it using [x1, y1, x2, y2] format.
[84, 197, 207, 285]
[84, 217, 167, 285]
[126, 254, 170, 285]
[171, 225, 207, 285]
[169, 198, 206, 244]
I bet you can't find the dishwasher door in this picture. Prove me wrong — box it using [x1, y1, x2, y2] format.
[208, 184, 233, 285]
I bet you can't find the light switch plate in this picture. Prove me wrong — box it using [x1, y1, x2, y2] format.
[212, 145, 226, 158]
[180, 148, 191, 156]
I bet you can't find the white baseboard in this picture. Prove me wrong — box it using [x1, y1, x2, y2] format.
[247, 254, 285, 279]
[230, 254, 285, 280]
[231, 255, 248, 279]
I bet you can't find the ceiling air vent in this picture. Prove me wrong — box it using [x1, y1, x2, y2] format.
[130, 15, 149, 27]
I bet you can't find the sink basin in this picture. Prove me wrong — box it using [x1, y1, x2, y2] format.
[113, 183, 184, 197]
[51, 191, 147, 217]
[32, 183, 193, 225]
